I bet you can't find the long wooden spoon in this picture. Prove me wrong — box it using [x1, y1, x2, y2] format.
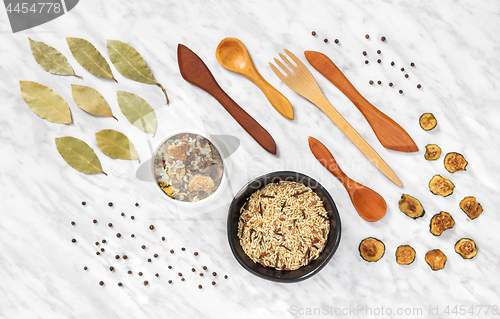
[305, 51, 418, 153]
[216, 38, 294, 120]
[177, 44, 276, 155]
[309, 136, 387, 222]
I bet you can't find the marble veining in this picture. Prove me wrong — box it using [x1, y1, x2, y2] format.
[1, 0, 500, 318]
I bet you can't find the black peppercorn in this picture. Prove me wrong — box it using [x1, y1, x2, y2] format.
[108, 223, 112, 227]
[101, 248, 105, 252]
[161, 237, 165, 241]
[96, 252, 100, 256]
[95, 242, 99, 246]
[399, 90, 403, 94]
[131, 234, 135, 238]
[128, 270, 132, 274]
[199, 273, 204, 277]
[377, 59, 381, 63]
[212, 272, 217, 276]
[311, 31, 316, 36]
[148, 258, 152, 262]
[181, 247, 185, 251]
[71, 221, 75, 225]
[143, 281, 148, 286]
[116, 233, 121, 238]
[168, 280, 172, 284]
[194, 252, 199, 256]
[81, 201, 86, 206]
[155, 273, 159, 277]
[142, 245, 146, 249]
[377, 50, 381, 54]
[102, 239, 106, 243]
[365, 34, 369, 39]
[170, 250, 174, 254]
[198, 285, 202, 289]
[324, 38, 328, 43]
[154, 254, 158, 258]
[84, 266, 87, 270]
[410, 62, 415, 67]
[71, 238, 76, 243]
[138, 272, 143, 276]
[362, 51, 367, 56]
[108, 202, 113, 207]
[93, 219, 97, 224]
[123, 255, 128, 259]
[365, 60, 369, 64]
[203, 266, 207, 271]
[109, 266, 114, 271]
[381, 36, 386, 41]
[99, 281, 104, 286]
[149, 225, 154, 230]
[121, 212, 125, 216]
[181, 278, 185, 282]
[168, 265, 172, 269]
[389, 82, 393, 87]
[115, 255, 120, 260]
[212, 281, 216, 286]
[400, 68, 405, 72]
[417, 84, 421, 89]
[118, 282, 122, 287]
[224, 275, 228, 279]
[391, 61, 395, 66]
[192, 268, 196, 272]
[369, 80, 374, 85]
[131, 216, 135, 220]
[178, 273, 182, 276]
[135, 203, 139, 207]
[377, 80, 381, 85]
[334, 39, 339, 44]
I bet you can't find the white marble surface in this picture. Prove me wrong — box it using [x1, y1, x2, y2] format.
[1, 0, 500, 318]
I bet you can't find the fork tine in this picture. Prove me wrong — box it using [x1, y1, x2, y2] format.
[273, 58, 292, 76]
[269, 62, 286, 81]
[279, 53, 296, 70]
[284, 49, 304, 67]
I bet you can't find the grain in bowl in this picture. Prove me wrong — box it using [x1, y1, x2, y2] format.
[238, 181, 330, 270]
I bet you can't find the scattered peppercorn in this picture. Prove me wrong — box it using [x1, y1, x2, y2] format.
[102, 239, 106, 244]
[203, 266, 207, 271]
[399, 90, 403, 94]
[116, 233, 121, 238]
[170, 250, 174, 254]
[81, 201, 86, 206]
[198, 285, 202, 289]
[108, 202, 113, 207]
[381, 36, 386, 41]
[365, 34, 369, 39]
[400, 68, 405, 72]
[118, 282, 122, 287]
[108, 223, 112, 227]
[362, 51, 367, 56]
[168, 265, 172, 269]
[95, 242, 99, 246]
[199, 273, 204, 277]
[181, 278, 185, 282]
[142, 245, 146, 249]
[121, 213, 125, 216]
[178, 273, 182, 277]
[377, 59, 381, 63]
[212, 281, 216, 286]
[148, 258, 152, 262]
[71, 221, 75, 225]
[192, 268, 196, 272]
[365, 60, 369, 64]
[93, 219, 97, 224]
[334, 39, 339, 44]
[149, 225, 154, 230]
[369, 80, 374, 85]
[131, 234, 135, 238]
[123, 255, 128, 260]
[128, 270, 132, 274]
[161, 237, 165, 241]
[154, 254, 158, 258]
[323, 38, 328, 43]
[71, 238, 76, 243]
[135, 203, 139, 207]
[311, 31, 316, 36]
[377, 80, 382, 85]
[96, 252, 100, 256]
[389, 82, 393, 87]
[410, 62, 415, 67]
[194, 252, 199, 256]
[138, 272, 143, 276]
[181, 247, 185, 251]
[377, 50, 381, 54]
[99, 281, 104, 286]
[84, 266, 87, 270]
[212, 272, 217, 276]
[168, 280, 172, 284]
[224, 275, 228, 279]
[143, 281, 148, 286]
[109, 266, 114, 271]
[417, 84, 421, 89]
[155, 273, 159, 277]
[131, 216, 135, 220]
[115, 255, 120, 260]
[101, 248, 105, 252]
[405, 74, 409, 78]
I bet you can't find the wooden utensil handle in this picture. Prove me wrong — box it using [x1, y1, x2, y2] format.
[312, 94, 402, 187]
[211, 86, 277, 155]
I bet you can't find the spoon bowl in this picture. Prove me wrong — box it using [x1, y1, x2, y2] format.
[216, 37, 294, 120]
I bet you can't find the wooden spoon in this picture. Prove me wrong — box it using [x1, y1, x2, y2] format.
[177, 44, 276, 155]
[305, 51, 418, 153]
[308, 136, 387, 222]
[216, 37, 294, 120]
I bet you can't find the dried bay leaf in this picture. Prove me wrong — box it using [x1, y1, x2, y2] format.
[117, 91, 157, 136]
[28, 38, 81, 78]
[71, 84, 117, 120]
[20, 81, 73, 124]
[95, 129, 140, 162]
[107, 39, 168, 104]
[67, 38, 117, 82]
[55, 136, 107, 175]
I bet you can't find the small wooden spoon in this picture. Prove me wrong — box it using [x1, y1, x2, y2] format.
[308, 136, 387, 222]
[216, 37, 294, 120]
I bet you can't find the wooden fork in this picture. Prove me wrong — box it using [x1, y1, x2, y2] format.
[269, 49, 402, 187]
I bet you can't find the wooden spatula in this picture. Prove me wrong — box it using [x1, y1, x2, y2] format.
[305, 51, 418, 153]
[177, 44, 276, 155]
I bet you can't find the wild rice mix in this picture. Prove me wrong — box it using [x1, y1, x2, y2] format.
[238, 181, 330, 270]
[154, 133, 223, 202]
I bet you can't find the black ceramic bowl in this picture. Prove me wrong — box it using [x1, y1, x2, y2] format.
[227, 171, 341, 282]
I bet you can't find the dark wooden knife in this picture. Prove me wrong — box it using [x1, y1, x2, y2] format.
[305, 51, 418, 153]
[177, 44, 276, 155]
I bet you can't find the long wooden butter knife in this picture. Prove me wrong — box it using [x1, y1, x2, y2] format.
[305, 51, 418, 153]
[177, 44, 276, 155]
